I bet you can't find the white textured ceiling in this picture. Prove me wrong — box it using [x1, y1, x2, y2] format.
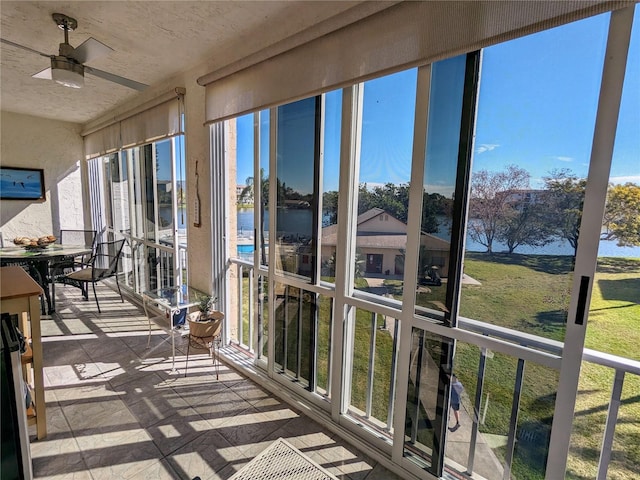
[0, 1, 370, 124]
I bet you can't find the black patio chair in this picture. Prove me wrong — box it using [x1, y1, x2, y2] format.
[64, 239, 125, 313]
[50, 229, 97, 274]
[50, 229, 98, 300]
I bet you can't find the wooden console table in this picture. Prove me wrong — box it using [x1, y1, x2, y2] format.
[0, 266, 46, 439]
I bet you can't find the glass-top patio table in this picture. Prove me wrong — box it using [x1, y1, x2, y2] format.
[0, 245, 92, 314]
[142, 285, 206, 374]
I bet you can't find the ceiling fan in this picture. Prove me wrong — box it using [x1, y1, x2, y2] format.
[0, 13, 147, 91]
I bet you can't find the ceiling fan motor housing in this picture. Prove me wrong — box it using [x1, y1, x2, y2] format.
[58, 42, 76, 58]
[51, 56, 84, 88]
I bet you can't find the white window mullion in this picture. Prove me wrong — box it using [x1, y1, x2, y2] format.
[392, 63, 432, 464]
[315, 95, 326, 285]
[267, 108, 278, 377]
[252, 113, 262, 359]
[170, 137, 180, 287]
[332, 83, 363, 421]
[546, 7, 634, 478]
[151, 143, 161, 284]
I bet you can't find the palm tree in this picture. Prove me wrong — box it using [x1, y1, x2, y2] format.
[239, 168, 269, 265]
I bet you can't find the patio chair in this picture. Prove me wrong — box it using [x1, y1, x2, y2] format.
[50, 229, 97, 275]
[64, 239, 125, 313]
[50, 229, 98, 301]
[184, 311, 224, 379]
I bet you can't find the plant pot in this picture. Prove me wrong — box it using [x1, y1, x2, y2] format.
[187, 311, 223, 339]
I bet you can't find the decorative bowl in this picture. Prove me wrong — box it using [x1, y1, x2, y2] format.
[13, 235, 57, 250]
[23, 244, 52, 251]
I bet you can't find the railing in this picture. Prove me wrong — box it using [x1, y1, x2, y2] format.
[432, 320, 639, 480]
[582, 349, 640, 480]
[117, 230, 188, 296]
[227, 256, 638, 480]
[229, 257, 254, 352]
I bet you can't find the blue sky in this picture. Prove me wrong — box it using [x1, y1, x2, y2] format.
[236, 8, 639, 193]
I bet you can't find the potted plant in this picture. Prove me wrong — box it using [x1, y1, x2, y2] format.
[185, 294, 224, 378]
[187, 294, 223, 349]
[198, 294, 218, 319]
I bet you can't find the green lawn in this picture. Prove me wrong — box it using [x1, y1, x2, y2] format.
[236, 255, 639, 479]
[568, 257, 640, 480]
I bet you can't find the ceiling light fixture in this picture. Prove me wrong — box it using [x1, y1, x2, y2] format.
[50, 56, 84, 88]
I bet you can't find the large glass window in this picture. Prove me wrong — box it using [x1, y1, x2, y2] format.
[218, 9, 636, 480]
[235, 114, 255, 261]
[415, 54, 470, 319]
[353, 69, 417, 297]
[275, 97, 319, 280]
[320, 90, 342, 282]
[89, 135, 187, 296]
[459, 14, 609, 343]
[572, 7, 640, 479]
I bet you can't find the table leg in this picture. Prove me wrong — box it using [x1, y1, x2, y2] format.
[169, 308, 179, 374]
[170, 324, 179, 375]
[28, 261, 54, 314]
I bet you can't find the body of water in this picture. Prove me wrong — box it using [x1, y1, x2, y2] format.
[159, 205, 188, 229]
[236, 209, 640, 258]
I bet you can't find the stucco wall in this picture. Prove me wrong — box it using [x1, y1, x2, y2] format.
[0, 111, 85, 243]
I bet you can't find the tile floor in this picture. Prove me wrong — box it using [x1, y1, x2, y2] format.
[31, 283, 403, 480]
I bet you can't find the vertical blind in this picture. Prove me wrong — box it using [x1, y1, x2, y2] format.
[82, 87, 185, 160]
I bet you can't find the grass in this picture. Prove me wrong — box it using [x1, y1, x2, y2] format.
[566, 257, 640, 480]
[233, 255, 639, 479]
[458, 254, 640, 480]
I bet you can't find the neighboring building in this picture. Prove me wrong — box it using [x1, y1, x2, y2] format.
[236, 184, 253, 204]
[499, 188, 550, 208]
[321, 208, 450, 277]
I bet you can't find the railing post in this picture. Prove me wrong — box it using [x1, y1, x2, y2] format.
[366, 311, 377, 418]
[282, 285, 288, 373]
[467, 346, 488, 474]
[248, 268, 254, 352]
[237, 265, 243, 345]
[411, 330, 425, 444]
[504, 358, 525, 480]
[386, 318, 399, 432]
[597, 369, 625, 480]
[297, 290, 303, 379]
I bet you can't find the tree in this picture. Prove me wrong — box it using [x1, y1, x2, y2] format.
[543, 169, 586, 257]
[357, 183, 409, 222]
[602, 183, 640, 247]
[497, 202, 554, 254]
[337, 182, 447, 234]
[322, 191, 339, 226]
[468, 165, 530, 253]
[238, 168, 269, 265]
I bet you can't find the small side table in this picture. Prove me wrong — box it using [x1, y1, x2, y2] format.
[142, 286, 205, 374]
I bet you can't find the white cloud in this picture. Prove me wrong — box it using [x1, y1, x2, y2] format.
[476, 144, 500, 154]
[553, 156, 574, 162]
[609, 175, 640, 185]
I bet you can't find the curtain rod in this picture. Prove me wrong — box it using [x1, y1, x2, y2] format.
[81, 87, 186, 137]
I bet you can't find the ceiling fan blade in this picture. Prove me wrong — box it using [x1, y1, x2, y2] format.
[1, 38, 50, 58]
[32, 67, 52, 80]
[84, 66, 147, 91]
[70, 37, 113, 64]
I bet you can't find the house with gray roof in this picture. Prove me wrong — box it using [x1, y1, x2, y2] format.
[321, 208, 451, 277]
